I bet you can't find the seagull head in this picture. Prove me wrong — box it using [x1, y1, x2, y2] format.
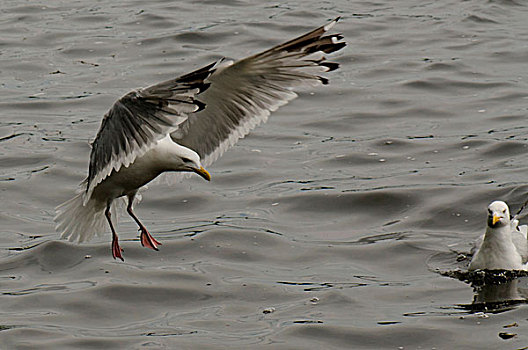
[173, 145, 211, 181]
[487, 200, 510, 228]
[179, 155, 211, 181]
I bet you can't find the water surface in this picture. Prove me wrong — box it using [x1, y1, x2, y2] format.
[2, 0, 528, 348]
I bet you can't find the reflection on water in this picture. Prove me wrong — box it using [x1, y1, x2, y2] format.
[439, 264, 528, 313]
[466, 278, 528, 313]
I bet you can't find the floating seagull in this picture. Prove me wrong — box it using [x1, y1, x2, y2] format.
[54, 18, 346, 261]
[469, 201, 528, 271]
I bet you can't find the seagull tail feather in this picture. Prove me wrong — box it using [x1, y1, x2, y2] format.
[54, 191, 108, 243]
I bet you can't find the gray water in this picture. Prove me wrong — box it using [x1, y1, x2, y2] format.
[2, 0, 528, 349]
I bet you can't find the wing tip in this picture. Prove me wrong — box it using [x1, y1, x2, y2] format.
[320, 61, 340, 72]
[324, 17, 341, 32]
[194, 99, 206, 112]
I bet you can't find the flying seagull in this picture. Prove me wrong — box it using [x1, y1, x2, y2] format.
[55, 18, 346, 261]
[469, 201, 528, 271]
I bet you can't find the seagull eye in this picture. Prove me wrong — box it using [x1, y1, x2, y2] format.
[502, 209, 506, 213]
[181, 157, 191, 163]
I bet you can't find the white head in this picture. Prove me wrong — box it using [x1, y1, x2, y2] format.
[156, 135, 211, 181]
[175, 146, 211, 181]
[487, 200, 510, 228]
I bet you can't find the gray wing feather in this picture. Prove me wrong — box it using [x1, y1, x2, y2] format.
[171, 17, 346, 168]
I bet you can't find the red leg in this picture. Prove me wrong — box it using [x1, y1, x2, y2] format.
[105, 204, 124, 261]
[127, 195, 162, 251]
[139, 226, 162, 250]
[112, 233, 124, 261]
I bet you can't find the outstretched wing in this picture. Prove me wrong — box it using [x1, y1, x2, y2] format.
[170, 17, 346, 167]
[85, 62, 218, 203]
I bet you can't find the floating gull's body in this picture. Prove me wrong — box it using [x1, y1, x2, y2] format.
[469, 201, 528, 271]
[55, 18, 346, 261]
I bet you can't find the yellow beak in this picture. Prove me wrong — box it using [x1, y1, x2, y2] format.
[492, 215, 500, 225]
[194, 166, 211, 181]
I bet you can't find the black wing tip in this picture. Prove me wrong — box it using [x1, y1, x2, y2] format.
[320, 61, 340, 72]
[323, 41, 347, 54]
[194, 99, 206, 112]
[199, 82, 211, 94]
[323, 17, 342, 32]
[305, 41, 346, 55]
[319, 76, 329, 85]
[276, 19, 346, 56]
[176, 60, 217, 84]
